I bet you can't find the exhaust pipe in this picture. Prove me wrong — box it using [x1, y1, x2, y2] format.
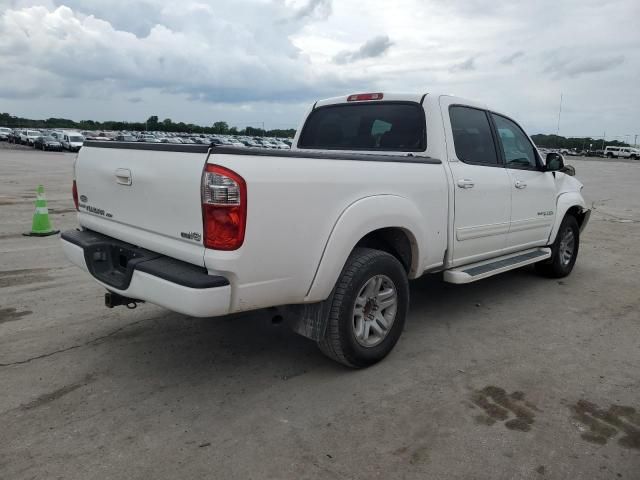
[105, 291, 143, 309]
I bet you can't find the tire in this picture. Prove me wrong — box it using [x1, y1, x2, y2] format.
[318, 248, 409, 368]
[535, 215, 580, 278]
[606, 153, 613, 158]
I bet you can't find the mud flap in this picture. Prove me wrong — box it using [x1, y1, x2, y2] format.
[283, 292, 334, 342]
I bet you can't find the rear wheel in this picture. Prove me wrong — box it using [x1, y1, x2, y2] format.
[318, 248, 409, 368]
[535, 215, 579, 278]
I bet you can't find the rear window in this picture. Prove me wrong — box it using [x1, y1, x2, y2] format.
[298, 102, 426, 151]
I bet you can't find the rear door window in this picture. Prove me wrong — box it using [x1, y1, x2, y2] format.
[449, 106, 499, 165]
[298, 102, 426, 151]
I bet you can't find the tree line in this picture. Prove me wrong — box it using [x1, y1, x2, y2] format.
[530, 134, 630, 150]
[1, 111, 632, 146]
[0, 113, 296, 138]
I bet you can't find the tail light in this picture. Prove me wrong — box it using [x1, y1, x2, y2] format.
[72, 180, 79, 210]
[201, 164, 247, 250]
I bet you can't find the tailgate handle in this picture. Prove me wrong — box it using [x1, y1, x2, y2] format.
[115, 168, 132, 186]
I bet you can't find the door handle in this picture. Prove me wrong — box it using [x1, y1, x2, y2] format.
[115, 168, 132, 186]
[457, 179, 475, 189]
[515, 180, 527, 189]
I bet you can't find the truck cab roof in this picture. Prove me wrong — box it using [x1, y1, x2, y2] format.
[314, 92, 489, 112]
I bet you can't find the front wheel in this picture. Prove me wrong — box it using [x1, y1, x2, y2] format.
[535, 215, 580, 278]
[318, 248, 409, 368]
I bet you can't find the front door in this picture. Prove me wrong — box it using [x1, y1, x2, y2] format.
[490, 113, 556, 251]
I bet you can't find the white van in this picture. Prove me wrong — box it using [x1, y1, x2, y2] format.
[0, 126, 12, 140]
[62, 132, 84, 152]
[604, 146, 639, 159]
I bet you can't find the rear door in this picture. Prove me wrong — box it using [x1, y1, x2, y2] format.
[490, 113, 556, 250]
[75, 145, 209, 266]
[440, 99, 512, 265]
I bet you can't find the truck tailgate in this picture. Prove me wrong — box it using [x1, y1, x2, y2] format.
[75, 145, 208, 267]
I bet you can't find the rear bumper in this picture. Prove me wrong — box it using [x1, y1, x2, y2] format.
[61, 229, 231, 317]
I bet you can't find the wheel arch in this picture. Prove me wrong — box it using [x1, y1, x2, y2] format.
[548, 192, 588, 244]
[354, 227, 414, 274]
[304, 195, 426, 302]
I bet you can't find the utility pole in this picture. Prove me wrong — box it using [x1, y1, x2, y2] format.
[601, 132, 606, 151]
[634, 134, 638, 148]
[556, 93, 563, 148]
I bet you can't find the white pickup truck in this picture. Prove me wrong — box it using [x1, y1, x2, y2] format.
[61, 92, 590, 367]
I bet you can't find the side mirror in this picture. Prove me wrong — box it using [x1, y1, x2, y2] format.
[546, 152, 575, 176]
[545, 152, 564, 171]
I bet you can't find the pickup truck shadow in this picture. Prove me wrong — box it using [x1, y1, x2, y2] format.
[407, 265, 544, 322]
[92, 266, 545, 385]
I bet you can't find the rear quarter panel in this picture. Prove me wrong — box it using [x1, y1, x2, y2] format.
[204, 154, 449, 312]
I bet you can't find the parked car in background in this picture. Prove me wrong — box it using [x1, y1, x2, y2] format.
[627, 148, 640, 159]
[62, 132, 84, 152]
[21, 130, 42, 145]
[34, 135, 63, 151]
[272, 140, 290, 149]
[85, 132, 111, 141]
[137, 134, 160, 143]
[115, 134, 137, 142]
[50, 131, 65, 142]
[7, 129, 21, 143]
[604, 146, 620, 158]
[160, 137, 184, 144]
[604, 146, 639, 159]
[0, 127, 11, 140]
[257, 139, 276, 148]
[240, 139, 261, 147]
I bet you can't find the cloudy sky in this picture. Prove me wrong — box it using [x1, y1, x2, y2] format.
[0, 0, 638, 138]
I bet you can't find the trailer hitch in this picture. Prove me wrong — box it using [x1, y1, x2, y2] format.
[105, 291, 144, 310]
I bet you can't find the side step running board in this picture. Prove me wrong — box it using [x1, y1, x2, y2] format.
[443, 248, 551, 284]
